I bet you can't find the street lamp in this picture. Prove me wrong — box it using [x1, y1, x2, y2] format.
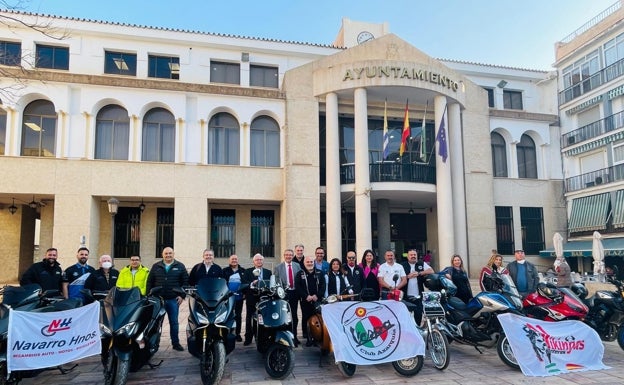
[107, 197, 119, 260]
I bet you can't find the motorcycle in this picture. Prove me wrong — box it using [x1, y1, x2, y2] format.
[425, 272, 523, 370]
[0, 284, 81, 385]
[250, 274, 295, 379]
[307, 291, 359, 377]
[86, 286, 166, 385]
[523, 282, 588, 321]
[413, 291, 451, 370]
[184, 278, 241, 385]
[572, 272, 624, 349]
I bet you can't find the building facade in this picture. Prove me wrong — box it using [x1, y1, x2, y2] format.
[552, 0, 624, 274]
[0, 11, 562, 282]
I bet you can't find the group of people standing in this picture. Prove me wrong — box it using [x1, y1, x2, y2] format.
[20, 244, 562, 354]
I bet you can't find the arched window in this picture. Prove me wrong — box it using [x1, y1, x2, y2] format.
[491, 132, 507, 177]
[208, 112, 239, 165]
[21, 100, 56, 157]
[142, 107, 175, 162]
[517, 134, 537, 179]
[250, 116, 279, 167]
[95, 105, 129, 160]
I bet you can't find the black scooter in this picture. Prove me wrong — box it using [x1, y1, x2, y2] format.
[185, 278, 241, 385]
[0, 284, 81, 384]
[250, 273, 295, 379]
[87, 286, 166, 385]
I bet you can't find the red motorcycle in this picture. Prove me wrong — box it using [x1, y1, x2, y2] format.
[522, 282, 589, 321]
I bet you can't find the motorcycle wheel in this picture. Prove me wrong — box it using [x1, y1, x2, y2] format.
[114, 358, 131, 385]
[617, 325, 624, 350]
[497, 334, 520, 370]
[265, 344, 294, 380]
[200, 341, 226, 385]
[336, 362, 356, 377]
[391, 355, 424, 376]
[103, 353, 117, 385]
[428, 327, 450, 370]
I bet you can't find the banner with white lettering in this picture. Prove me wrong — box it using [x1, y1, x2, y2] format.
[7, 301, 101, 371]
[498, 313, 610, 376]
[322, 300, 425, 365]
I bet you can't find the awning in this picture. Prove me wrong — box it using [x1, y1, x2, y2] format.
[613, 190, 624, 229]
[539, 237, 624, 257]
[568, 193, 611, 232]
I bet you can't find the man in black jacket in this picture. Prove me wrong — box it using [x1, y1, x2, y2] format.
[297, 255, 326, 346]
[342, 250, 364, 297]
[63, 247, 96, 299]
[222, 254, 245, 342]
[188, 249, 223, 285]
[84, 254, 119, 293]
[241, 253, 272, 346]
[401, 249, 434, 326]
[20, 247, 64, 295]
[147, 247, 189, 351]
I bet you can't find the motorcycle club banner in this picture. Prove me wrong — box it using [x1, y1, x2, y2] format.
[7, 301, 101, 371]
[498, 313, 610, 376]
[322, 300, 425, 365]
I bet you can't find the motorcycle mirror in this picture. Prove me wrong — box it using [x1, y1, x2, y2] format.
[269, 275, 276, 288]
[326, 294, 338, 304]
[392, 273, 399, 283]
[253, 268, 261, 277]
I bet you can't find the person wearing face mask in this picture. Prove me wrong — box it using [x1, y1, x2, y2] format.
[507, 249, 539, 298]
[63, 247, 96, 299]
[20, 247, 65, 295]
[84, 254, 120, 293]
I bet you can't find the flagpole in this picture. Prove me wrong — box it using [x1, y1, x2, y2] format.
[399, 100, 410, 158]
[420, 101, 428, 162]
[382, 99, 389, 160]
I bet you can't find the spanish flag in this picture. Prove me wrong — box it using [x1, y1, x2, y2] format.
[399, 101, 410, 157]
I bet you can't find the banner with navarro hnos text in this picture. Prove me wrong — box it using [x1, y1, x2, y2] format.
[498, 312, 610, 376]
[322, 300, 425, 365]
[7, 301, 101, 371]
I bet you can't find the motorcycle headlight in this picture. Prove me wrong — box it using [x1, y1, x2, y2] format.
[116, 321, 139, 337]
[100, 324, 112, 337]
[197, 311, 210, 325]
[214, 306, 228, 324]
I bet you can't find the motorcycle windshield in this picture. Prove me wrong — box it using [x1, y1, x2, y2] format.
[104, 287, 144, 329]
[499, 274, 523, 309]
[196, 278, 229, 307]
[2, 284, 42, 307]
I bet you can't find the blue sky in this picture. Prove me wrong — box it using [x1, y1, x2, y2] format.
[24, 0, 617, 70]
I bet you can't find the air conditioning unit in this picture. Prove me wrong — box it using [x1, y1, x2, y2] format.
[567, 136, 576, 145]
[595, 176, 603, 185]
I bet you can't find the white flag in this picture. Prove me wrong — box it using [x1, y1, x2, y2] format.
[498, 312, 609, 376]
[8, 301, 101, 371]
[322, 300, 425, 365]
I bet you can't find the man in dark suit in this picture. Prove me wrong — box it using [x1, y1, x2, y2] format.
[273, 248, 302, 346]
[297, 255, 326, 346]
[342, 250, 363, 298]
[241, 253, 272, 345]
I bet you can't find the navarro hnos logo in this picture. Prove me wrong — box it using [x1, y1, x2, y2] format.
[341, 303, 400, 361]
[41, 317, 73, 336]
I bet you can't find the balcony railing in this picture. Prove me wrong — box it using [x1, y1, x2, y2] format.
[562, 110, 624, 148]
[339, 162, 436, 184]
[559, 57, 624, 105]
[565, 163, 624, 192]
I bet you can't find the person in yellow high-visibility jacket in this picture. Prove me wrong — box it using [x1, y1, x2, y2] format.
[117, 255, 150, 295]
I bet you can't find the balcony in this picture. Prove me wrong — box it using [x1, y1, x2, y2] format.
[339, 162, 436, 184]
[559, 57, 624, 105]
[562, 110, 624, 148]
[565, 163, 624, 192]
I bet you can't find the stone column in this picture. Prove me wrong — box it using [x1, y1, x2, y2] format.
[354, 88, 372, 257]
[449, 103, 468, 266]
[325, 92, 342, 260]
[435, 95, 454, 266]
[377, 199, 391, 254]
